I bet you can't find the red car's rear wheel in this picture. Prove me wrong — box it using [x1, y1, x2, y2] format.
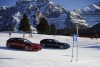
[6, 43, 11, 48]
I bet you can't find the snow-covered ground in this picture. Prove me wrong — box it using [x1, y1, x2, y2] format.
[0, 33, 100, 67]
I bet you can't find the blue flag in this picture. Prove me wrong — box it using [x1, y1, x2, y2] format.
[73, 34, 77, 41]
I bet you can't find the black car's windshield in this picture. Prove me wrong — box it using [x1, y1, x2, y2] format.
[53, 39, 59, 42]
[24, 39, 32, 43]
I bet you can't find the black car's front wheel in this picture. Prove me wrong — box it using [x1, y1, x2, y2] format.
[59, 45, 64, 49]
[6, 43, 11, 48]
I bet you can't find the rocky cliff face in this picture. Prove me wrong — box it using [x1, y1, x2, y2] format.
[74, 2, 100, 27]
[0, 0, 88, 31]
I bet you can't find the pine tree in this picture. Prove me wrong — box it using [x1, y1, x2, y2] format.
[37, 17, 50, 34]
[50, 24, 56, 35]
[18, 13, 31, 32]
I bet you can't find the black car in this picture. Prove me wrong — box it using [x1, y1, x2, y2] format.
[40, 39, 70, 49]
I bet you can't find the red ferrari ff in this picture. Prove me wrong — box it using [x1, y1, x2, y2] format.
[6, 38, 42, 51]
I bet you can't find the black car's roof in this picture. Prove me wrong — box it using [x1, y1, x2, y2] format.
[43, 39, 54, 40]
[42, 39, 58, 41]
[9, 38, 26, 40]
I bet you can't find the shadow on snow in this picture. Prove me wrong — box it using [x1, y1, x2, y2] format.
[80, 42, 100, 50]
[82, 45, 100, 50]
[42, 47, 70, 50]
[0, 46, 26, 52]
[0, 58, 14, 60]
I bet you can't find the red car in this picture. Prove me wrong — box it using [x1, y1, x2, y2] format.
[6, 38, 42, 51]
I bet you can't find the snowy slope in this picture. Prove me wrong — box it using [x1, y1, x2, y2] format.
[74, 2, 100, 27]
[0, 0, 88, 31]
[0, 33, 100, 67]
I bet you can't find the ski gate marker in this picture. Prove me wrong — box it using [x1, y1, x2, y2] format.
[71, 34, 78, 62]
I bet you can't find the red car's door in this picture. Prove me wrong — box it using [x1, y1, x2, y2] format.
[17, 40, 25, 49]
[10, 39, 18, 47]
[10, 39, 25, 49]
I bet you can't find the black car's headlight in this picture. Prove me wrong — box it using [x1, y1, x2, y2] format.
[65, 43, 70, 48]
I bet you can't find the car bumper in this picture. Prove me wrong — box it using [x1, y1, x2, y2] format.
[29, 47, 42, 51]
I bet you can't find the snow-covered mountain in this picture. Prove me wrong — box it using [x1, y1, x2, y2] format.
[74, 2, 100, 27]
[0, 0, 88, 31]
[0, 6, 8, 10]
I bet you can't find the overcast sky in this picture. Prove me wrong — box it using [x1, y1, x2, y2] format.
[0, 0, 100, 11]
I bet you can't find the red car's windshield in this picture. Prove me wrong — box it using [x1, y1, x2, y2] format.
[23, 39, 32, 43]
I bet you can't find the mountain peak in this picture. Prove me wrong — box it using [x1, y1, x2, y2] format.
[16, 0, 50, 7]
[16, 0, 49, 3]
[0, 0, 88, 31]
[74, 2, 100, 27]
[0, 6, 8, 10]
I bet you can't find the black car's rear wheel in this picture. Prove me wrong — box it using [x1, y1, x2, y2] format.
[6, 43, 11, 48]
[41, 43, 46, 48]
[25, 46, 29, 51]
[59, 45, 64, 49]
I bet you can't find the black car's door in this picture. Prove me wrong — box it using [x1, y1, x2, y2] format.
[47, 40, 57, 47]
[44, 40, 50, 46]
[51, 40, 62, 47]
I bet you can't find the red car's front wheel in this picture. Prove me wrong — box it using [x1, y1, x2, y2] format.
[25, 46, 29, 51]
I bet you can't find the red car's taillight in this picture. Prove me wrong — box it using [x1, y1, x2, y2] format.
[33, 44, 41, 48]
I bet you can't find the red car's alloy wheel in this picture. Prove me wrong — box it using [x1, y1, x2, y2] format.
[25, 46, 29, 51]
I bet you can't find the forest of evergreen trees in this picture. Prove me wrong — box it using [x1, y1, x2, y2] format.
[18, 13, 100, 38]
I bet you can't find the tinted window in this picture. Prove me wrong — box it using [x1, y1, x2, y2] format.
[50, 40, 55, 42]
[23, 39, 32, 43]
[53, 39, 59, 42]
[10, 38, 14, 41]
[14, 39, 19, 42]
[49, 40, 52, 42]
[17, 39, 23, 42]
[11, 38, 16, 41]
[46, 40, 51, 42]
